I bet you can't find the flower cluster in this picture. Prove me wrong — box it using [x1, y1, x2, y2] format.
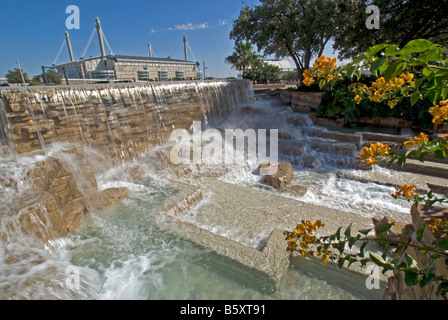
[403, 132, 429, 148]
[352, 74, 414, 105]
[391, 184, 418, 200]
[284, 220, 331, 265]
[429, 217, 448, 236]
[429, 99, 448, 125]
[357, 142, 391, 167]
[302, 56, 337, 87]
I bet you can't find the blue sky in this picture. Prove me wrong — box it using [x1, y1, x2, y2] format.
[0, 0, 339, 79]
[0, 0, 265, 78]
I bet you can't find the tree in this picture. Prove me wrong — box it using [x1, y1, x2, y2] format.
[333, 0, 448, 60]
[244, 58, 281, 84]
[230, 0, 352, 80]
[6, 68, 30, 85]
[43, 69, 63, 85]
[225, 41, 258, 77]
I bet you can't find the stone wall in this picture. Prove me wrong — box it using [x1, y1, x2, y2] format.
[0, 146, 129, 242]
[0, 80, 253, 161]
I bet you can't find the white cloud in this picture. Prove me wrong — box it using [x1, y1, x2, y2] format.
[217, 19, 228, 26]
[169, 22, 209, 31]
[149, 28, 157, 34]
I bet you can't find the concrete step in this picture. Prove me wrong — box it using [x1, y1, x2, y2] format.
[361, 132, 411, 144]
[398, 159, 448, 180]
[338, 167, 448, 196]
[309, 138, 357, 157]
[305, 128, 362, 147]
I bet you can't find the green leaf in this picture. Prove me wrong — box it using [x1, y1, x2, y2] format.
[369, 252, 386, 267]
[418, 151, 428, 162]
[441, 87, 448, 100]
[437, 236, 448, 251]
[335, 227, 342, 240]
[370, 58, 387, 74]
[384, 45, 401, 56]
[404, 270, 420, 286]
[404, 253, 419, 271]
[401, 39, 438, 56]
[419, 47, 444, 64]
[416, 223, 427, 242]
[338, 257, 346, 268]
[427, 90, 440, 106]
[359, 228, 372, 235]
[358, 241, 369, 258]
[366, 44, 389, 58]
[384, 61, 407, 82]
[410, 91, 422, 106]
[420, 273, 437, 288]
[375, 222, 394, 235]
[412, 77, 426, 90]
[344, 224, 352, 237]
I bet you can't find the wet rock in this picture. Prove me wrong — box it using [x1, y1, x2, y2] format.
[258, 160, 279, 176]
[261, 162, 294, 190]
[83, 187, 129, 213]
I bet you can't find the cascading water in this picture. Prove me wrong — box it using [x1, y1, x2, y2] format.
[0, 81, 414, 300]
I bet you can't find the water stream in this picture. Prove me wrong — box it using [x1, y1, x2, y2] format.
[0, 84, 416, 300]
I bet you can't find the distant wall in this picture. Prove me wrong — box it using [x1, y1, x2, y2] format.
[0, 80, 253, 161]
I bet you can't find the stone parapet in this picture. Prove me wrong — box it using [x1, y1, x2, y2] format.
[0, 81, 253, 162]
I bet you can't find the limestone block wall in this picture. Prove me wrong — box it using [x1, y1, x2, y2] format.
[0, 80, 253, 162]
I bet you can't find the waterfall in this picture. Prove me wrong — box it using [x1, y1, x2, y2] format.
[0, 80, 254, 161]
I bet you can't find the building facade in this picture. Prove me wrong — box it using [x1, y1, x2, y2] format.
[55, 55, 200, 82]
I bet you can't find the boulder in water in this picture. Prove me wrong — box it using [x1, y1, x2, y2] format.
[260, 161, 294, 190]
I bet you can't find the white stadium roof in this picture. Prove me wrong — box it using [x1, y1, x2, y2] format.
[263, 60, 295, 70]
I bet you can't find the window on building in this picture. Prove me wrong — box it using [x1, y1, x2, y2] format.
[137, 70, 150, 81]
[158, 70, 169, 81]
[175, 71, 185, 80]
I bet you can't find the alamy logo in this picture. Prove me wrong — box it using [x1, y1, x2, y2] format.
[366, 5, 380, 30]
[365, 265, 381, 290]
[169, 121, 278, 167]
[65, 5, 80, 30]
[65, 265, 80, 291]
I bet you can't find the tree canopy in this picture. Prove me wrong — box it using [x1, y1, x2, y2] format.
[333, 0, 448, 59]
[6, 68, 30, 85]
[225, 41, 258, 72]
[230, 0, 350, 79]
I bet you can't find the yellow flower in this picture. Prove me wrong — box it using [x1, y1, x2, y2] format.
[429, 217, 448, 234]
[358, 142, 390, 167]
[303, 77, 315, 87]
[429, 100, 448, 125]
[354, 95, 362, 105]
[404, 132, 429, 148]
[303, 69, 313, 78]
[391, 184, 418, 199]
[404, 141, 414, 148]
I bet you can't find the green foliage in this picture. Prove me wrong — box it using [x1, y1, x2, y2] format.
[333, 0, 448, 60]
[341, 39, 448, 107]
[286, 218, 448, 298]
[243, 58, 281, 84]
[6, 68, 30, 84]
[230, 0, 351, 79]
[225, 41, 258, 73]
[43, 70, 63, 85]
[287, 39, 448, 299]
[317, 88, 359, 123]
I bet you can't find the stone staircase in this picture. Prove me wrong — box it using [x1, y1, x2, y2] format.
[281, 101, 448, 195]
